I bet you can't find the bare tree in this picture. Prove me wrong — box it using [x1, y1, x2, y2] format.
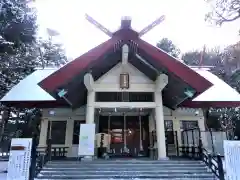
[205, 0, 240, 25]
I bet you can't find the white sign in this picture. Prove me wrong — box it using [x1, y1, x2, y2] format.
[78, 124, 95, 156]
[7, 138, 32, 180]
[224, 140, 240, 180]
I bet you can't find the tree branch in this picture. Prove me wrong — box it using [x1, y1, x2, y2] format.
[217, 11, 240, 23]
[206, 0, 240, 25]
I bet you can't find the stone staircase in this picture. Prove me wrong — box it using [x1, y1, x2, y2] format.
[35, 159, 217, 179]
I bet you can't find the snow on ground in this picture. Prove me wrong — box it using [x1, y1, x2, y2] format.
[0, 161, 7, 180]
[0, 162, 7, 173]
[0, 173, 6, 180]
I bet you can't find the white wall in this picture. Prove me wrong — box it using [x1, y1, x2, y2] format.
[39, 107, 86, 157]
[94, 62, 155, 92]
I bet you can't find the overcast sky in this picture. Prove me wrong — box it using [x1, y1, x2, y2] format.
[35, 0, 240, 59]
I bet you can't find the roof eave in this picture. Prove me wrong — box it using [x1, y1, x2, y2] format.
[181, 100, 240, 108]
[136, 39, 213, 94]
[38, 38, 119, 93]
[1, 100, 68, 108]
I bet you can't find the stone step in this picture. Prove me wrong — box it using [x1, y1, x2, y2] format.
[46, 160, 204, 165]
[37, 160, 216, 179]
[47, 160, 202, 164]
[42, 166, 208, 171]
[36, 178, 217, 180]
[40, 170, 211, 175]
[36, 173, 215, 179]
[45, 163, 205, 168]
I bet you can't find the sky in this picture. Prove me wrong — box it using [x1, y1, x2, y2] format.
[35, 0, 240, 59]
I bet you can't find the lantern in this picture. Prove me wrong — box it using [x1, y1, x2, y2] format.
[119, 73, 129, 89]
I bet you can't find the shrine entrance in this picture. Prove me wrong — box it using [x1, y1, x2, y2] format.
[98, 109, 150, 158]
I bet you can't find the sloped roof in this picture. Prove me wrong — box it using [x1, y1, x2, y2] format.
[39, 33, 212, 94]
[37, 29, 213, 109]
[193, 68, 240, 102]
[1, 67, 239, 107]
[1, 69, 56, 102]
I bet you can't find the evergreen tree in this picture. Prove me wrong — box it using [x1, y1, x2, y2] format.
[156, 38, 181, 58]
[0, 0, 37, 53]
[0, 0, 67, 146]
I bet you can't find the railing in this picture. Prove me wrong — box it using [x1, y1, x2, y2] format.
[180, 145, 200, 159]
[0, 151, 9, 173]
[35, 146, 69, 176]
[180, 145, 224, 180]
[202, 148, 224, 180]
[180, 128, 225, 180]
[181, 128, 227, 156]
[35, 149, 49, 176]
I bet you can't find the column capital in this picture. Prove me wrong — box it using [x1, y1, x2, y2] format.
[155, 74, 168, 92]
[84, 73, 94, 91]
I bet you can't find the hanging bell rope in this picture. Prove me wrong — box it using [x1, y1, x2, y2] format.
[107, 115, 111, 153]
[123, 112, 128, 153]
[139, 110, 144, 152]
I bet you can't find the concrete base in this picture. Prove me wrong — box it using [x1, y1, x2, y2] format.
[158, 157, 169, 160]
[82, 156, 93, 161]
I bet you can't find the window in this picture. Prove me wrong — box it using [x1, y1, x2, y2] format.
[180, 120, 199, 130]
[129, 92, 154, 102]
[47, 121, 67, 144]
[164, 120, 174, 144]
[95, 92, 154, 102]
[164, 120, 173, 131]
[72, 121, 85, 144]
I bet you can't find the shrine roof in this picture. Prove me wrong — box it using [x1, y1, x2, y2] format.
[34, 29, 214, 108]
[1, 67, 239, 108]
[1, 68, 56, 102]
[192, 68, 240, 102]
[39, 35, 212, 95]
[1, 16, 239, 108]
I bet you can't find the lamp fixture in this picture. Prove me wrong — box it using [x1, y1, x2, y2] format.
[49, 110, 55, 115]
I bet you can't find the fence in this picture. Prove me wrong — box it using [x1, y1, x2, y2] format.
[180, 128, 225, 180]
[181, 128, 227, 156]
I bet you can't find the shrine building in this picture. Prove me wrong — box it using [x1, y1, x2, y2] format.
[1, 17, 240, 160]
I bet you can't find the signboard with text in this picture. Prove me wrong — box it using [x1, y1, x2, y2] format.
[224, 140, 240, 180]
[78, 124, 95, 156]
[7, 138, 32, 180]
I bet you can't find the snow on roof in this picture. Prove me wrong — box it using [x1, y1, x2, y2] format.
[1, 69, 57, 102]
[192, 68, 240, 101]
[1, 66, 240, 103]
